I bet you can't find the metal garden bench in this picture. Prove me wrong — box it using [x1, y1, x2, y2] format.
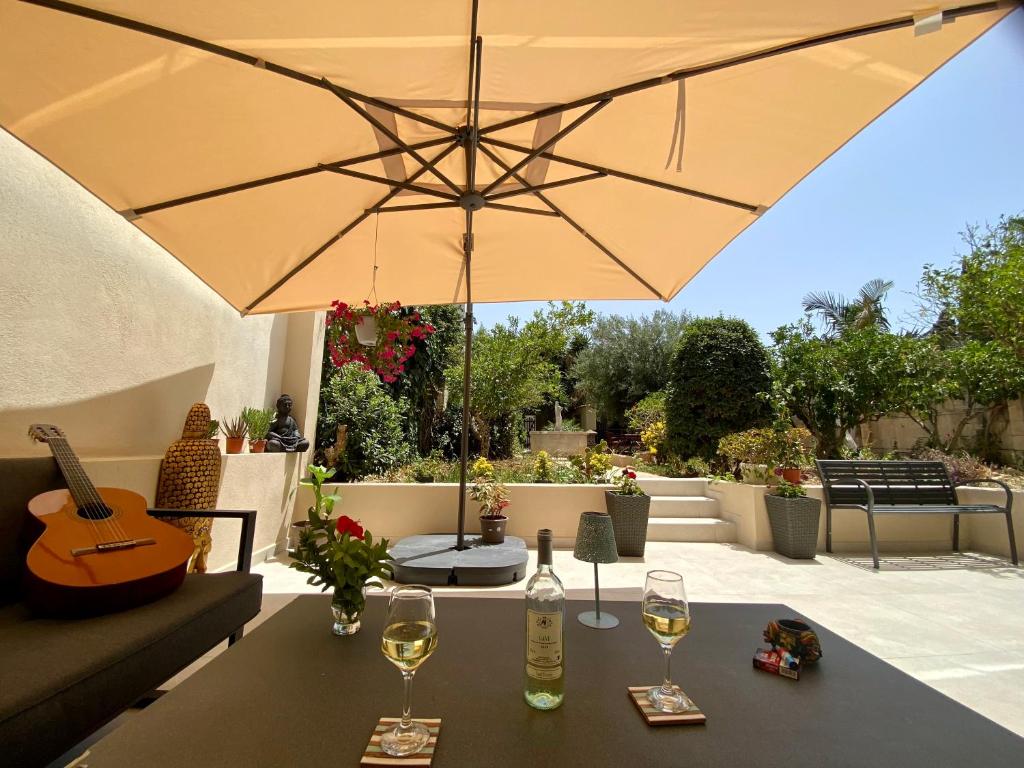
[816, 459, 1017, 570]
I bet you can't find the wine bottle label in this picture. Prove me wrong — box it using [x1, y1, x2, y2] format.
[526, 609, 562, 679]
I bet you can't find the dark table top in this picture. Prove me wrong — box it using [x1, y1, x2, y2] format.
[87, 594, 1024, 767]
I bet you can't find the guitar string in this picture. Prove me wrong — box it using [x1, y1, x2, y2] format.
[49, 438, 103, 545]
[55, 438, 129, 544]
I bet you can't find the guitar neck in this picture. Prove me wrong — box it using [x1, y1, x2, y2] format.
[47, 437, 100, 508]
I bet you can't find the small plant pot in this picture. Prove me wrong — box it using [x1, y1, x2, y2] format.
[225, 437, 245, 454]
[765, 495, 821, 559]
[479, 515, 508, 544]
[604, 491, 651, 557]
[355, 315, 378, 346]
[781, 467, 802, 484]
[249, 439, 267, 454]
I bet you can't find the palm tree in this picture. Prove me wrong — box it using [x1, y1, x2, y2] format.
[802, 278, 894, 337]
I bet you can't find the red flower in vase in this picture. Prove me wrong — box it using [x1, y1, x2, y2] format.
[335, 515, 365, 540]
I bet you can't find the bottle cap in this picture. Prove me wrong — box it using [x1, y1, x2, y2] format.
[537, 528, 553, 565]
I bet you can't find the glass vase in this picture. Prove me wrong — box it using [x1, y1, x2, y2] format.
[331, 590, 363, 636]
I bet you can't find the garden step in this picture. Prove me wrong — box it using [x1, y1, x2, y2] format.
[649, 496, 720, 519]
[645, 517, 737, 543]
[636, 477, 708, 497]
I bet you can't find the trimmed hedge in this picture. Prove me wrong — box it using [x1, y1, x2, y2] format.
[666, 317, 772, 460]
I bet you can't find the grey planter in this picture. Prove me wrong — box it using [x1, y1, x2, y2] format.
[765, 495, 821, 559]
[604, 491, 651, 557]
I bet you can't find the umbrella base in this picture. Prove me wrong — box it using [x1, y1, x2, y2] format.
[390, 534, 528, 586]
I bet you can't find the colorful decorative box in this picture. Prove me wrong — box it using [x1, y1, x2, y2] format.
[753, 647, 801, 680]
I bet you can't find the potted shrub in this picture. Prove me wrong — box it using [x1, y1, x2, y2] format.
[469, 477, 510, 544]
[765, 480, 822, 559]
[220, 415, 248, 454]
[604, 467, 650, 557]
[242, 406, 275, 453]
[532, 450, 554, 483]
[774, 427, 816, 484]
[325, 300, 436, 383]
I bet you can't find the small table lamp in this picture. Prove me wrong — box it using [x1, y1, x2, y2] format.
[573, 511, 619, 629]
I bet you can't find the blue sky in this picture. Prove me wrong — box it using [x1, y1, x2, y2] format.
[474, 9, 1024, 337]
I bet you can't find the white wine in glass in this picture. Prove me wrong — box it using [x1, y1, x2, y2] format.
[642, 570, 694, 713]
[379, 586, 437, 757]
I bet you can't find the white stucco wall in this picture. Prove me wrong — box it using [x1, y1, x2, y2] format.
[0, 130, 324, 569]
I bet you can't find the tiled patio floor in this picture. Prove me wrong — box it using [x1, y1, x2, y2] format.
[247, 542, 1024, 737]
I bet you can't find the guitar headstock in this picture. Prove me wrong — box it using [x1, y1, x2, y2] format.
[28, 424, 66, 444]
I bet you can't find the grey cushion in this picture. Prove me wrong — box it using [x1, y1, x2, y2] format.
[0, 458, 62, 604]
[0, 570, 262, 768]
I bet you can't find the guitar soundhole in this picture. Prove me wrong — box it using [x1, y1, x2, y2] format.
[77, 502, 114, 521]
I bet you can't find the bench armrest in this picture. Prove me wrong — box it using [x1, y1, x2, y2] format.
[147, 509, 257, 573]
[955, 479, 1013, 512]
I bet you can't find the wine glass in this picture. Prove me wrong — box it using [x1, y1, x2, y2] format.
[641, 570, 693, 713]
[380, 585, 438, 757]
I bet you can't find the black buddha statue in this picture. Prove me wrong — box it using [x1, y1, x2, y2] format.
[266, 394, 310, 453]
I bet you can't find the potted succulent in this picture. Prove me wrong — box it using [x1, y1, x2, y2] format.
[220, 415, 248, 454]
[604, 467, 650, 557]
[242, 406, 275, 453]
[765, 480, 822, 559]
[290, 465, 392, 635]
[205, 419, 220, 443]
[469, 477, 510, 544]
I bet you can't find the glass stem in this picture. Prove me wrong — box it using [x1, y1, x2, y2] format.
[660, 647, 674, 695]
[400, 671, 415, 730]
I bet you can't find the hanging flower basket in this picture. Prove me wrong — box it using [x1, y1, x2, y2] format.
[325, 300, 435, 383]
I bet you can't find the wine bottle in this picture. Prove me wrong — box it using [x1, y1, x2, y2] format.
[524, 528, 565, 710]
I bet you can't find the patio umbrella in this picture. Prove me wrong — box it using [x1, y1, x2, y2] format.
[1, 0, 1015, 557]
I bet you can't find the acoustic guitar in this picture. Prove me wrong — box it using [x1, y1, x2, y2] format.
[25, 424, 194, 616]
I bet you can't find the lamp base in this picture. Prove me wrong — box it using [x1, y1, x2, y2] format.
[577, 610, 619, 629]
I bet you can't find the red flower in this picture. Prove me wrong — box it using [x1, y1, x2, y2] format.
[626, 470, 637, 480]
[335, 515, 365, 540]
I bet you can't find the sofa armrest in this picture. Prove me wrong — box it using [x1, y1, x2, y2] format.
[147, 509, 257, 573]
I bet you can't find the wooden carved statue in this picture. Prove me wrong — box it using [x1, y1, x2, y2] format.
[156, 403, 222, 573]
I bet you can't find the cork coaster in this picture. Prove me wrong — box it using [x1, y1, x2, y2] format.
[361, 718, 441, 766]
[628, 687, 706, 726]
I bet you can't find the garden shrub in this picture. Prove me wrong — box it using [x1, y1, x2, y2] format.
[666, 318, 773, 460]
[317, 363, 411, 479]
[915, 448, 990, 485]
[627, 391, 667, 432]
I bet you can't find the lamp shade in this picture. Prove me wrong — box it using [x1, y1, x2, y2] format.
[573, 511, 618, 564]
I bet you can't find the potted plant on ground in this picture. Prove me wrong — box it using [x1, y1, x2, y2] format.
[220, 415, 248, 454]
[242, 406, 275, 453]
[290, 465, 392, 635]
[469, 477, 510, 544]
[765, 480, 822, 559]
[604, 467, 651, 557]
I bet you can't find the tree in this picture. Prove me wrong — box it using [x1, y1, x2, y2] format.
[446, 318, 563, 458]
[573, 310, 690, 427]
[802, 278, 894, 338]
[666, 317, 773, 460]
[770, 321, 902, 458]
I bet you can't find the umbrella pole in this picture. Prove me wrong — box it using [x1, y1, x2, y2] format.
[456, 223, 473, 551]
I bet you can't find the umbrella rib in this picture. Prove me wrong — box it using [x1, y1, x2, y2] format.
[476, 143, 664, 300]
[480, 136, 760, 213]
[21, 0, 457, 135]
[485, 172, 607, 201]
[478, 1, 1003, 136]
[319, 163, 459, 201]
[244, 142, 460, 314]
[480, 100, 610, 196]
[123, 137, 452, 217]
[321, 79, 464, 195]
[485, 202, 560, 217]
[372, 202, 461, 213]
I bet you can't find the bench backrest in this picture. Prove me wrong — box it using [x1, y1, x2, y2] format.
[816, 460, 957, 507]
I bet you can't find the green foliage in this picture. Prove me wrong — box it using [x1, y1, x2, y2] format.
[468, 477, 510, 518]
[666, 317, 773, 461]
[470, 456, 494, 479]
[802, 278, 893, 338]
[317, 363, 411, 479]
[569, 440, 612, 483]
[573, 310, 690, 427]
[410, 452, 444, 483]
[771, 480, 807, 499]
[205, 420, 219, 440]
[914, 448, 990, 485]
[626, 391, 667, 432]
[220, 415, 248, 439]
[532, 450, 555, 483]
[289, 465, 392, 617]
[770, 321, 901, 458]
[241, 406, 274, 441]
[611, 466, 646, 496]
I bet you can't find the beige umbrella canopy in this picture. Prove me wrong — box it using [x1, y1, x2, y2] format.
[0, 0, 1015, 558]
[0, 0, 1014, 315]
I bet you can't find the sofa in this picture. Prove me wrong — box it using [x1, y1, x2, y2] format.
[0, 458, 263, 768]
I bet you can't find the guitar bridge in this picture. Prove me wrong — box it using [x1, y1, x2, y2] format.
[71, 538, 157, 556]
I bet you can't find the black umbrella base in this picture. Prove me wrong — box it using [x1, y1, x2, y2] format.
[390, 534, 529, 586]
